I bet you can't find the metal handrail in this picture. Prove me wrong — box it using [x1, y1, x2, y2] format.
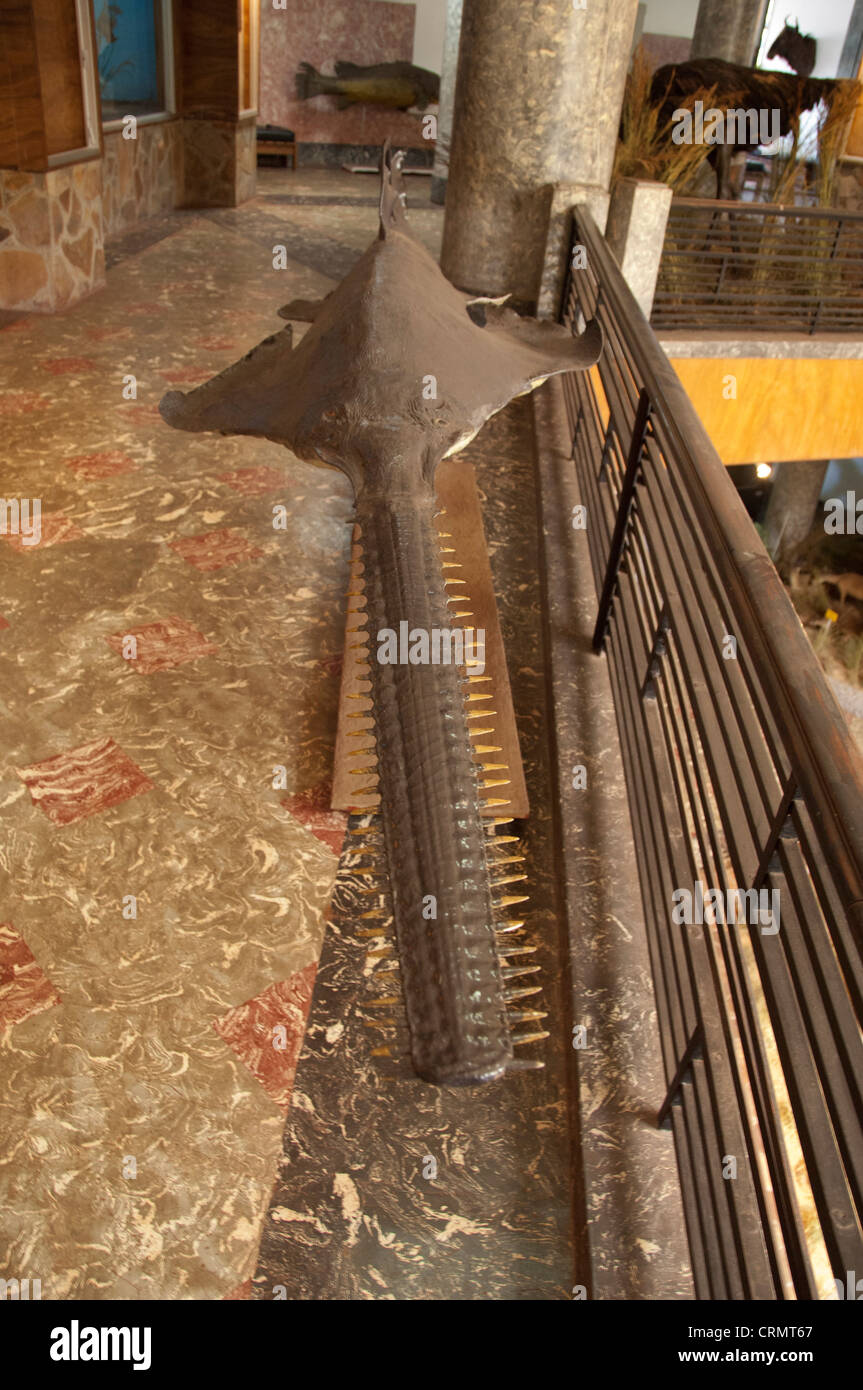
[561, 203, 863, 1298]
[652, 197, 863, 334]
[660, 196, 863, 222]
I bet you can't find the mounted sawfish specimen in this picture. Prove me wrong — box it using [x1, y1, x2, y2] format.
[159, 144, 601, 1085]
[295, 60, 439, 111]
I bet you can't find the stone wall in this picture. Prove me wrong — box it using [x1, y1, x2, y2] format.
[101, 119, 183, 240]
[182, 117, 257, 208]
[0, 161, 105, 313]
[0, 114, 255, 314]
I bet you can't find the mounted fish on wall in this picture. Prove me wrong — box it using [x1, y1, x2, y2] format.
[160, 143, 601, 1087]
[295, 60, 440, 111]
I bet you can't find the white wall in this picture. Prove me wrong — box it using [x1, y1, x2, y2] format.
[390, 0, 448, 71]
[397, 0, 855, 70]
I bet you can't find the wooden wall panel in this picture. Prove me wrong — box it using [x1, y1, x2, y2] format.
[180, 0, 242, 119]
[0, 0, 47, 168]
[32, 0, 86, 155]
[846, 53, 863, 158]
[670, 356, 863, 465]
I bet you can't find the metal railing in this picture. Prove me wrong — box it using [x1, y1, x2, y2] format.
[651, 197, 863, 334]
[560, 205, 863, 1299]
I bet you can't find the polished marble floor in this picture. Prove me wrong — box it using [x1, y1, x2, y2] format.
[0, 168, 578, 1299]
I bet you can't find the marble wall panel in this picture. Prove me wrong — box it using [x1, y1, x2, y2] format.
[259, 0, 425, 149]
[183, 118, 257, 209]
[235, 118, 258, 206]
[639, 33, 692, 72]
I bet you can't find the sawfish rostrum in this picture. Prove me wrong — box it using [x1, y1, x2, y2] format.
[160, 144, 601, 1086]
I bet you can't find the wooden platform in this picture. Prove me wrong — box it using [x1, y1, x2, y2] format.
[331, 457, 528, 816]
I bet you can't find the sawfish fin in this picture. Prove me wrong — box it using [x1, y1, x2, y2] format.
[159, 325, 296, 438]
[465, 293, 512, 312]
[467, 298, 604, 378]
[277, 295, 330, 322]
[379, 139, 408, 239]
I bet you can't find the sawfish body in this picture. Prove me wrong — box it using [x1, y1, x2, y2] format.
[160, 145, 601, 1085]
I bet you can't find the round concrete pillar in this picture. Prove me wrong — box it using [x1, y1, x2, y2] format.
[690, 0, 768, 65]
[440, 0, 638, 312]
[431, 0, 464, 205]
[764, 459, 830, 563]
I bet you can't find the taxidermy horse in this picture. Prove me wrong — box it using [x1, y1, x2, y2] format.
[650, 21, 832, 198]
[160, 144, 601, 1086]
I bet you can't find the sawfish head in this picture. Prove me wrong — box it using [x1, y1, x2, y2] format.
[159, 143, 602, 495]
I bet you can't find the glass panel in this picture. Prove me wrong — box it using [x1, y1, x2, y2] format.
[92, 0, 166, 121]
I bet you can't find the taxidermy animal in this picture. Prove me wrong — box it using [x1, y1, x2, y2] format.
[821, 573, 863, 606]
[160, 143, 601, 1086]
[649, 23, 835, 198]
[767, 19, 817, 78]
[295, 60, 440, 111]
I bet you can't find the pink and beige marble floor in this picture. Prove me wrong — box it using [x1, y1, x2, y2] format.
[0, 176, 403, 1298]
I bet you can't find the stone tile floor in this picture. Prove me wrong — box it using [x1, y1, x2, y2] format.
[0, 168, 579, 1300]
[0, 172, 361, 1299]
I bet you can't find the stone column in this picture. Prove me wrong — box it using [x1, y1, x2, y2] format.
[690, 0, 769, 65]
[440, 0, 639, 314]
[838, 0, 863, 78]
[431, 0, 464, 205]
[763, 459, 830, 564]
[604, 178, 673, 319]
